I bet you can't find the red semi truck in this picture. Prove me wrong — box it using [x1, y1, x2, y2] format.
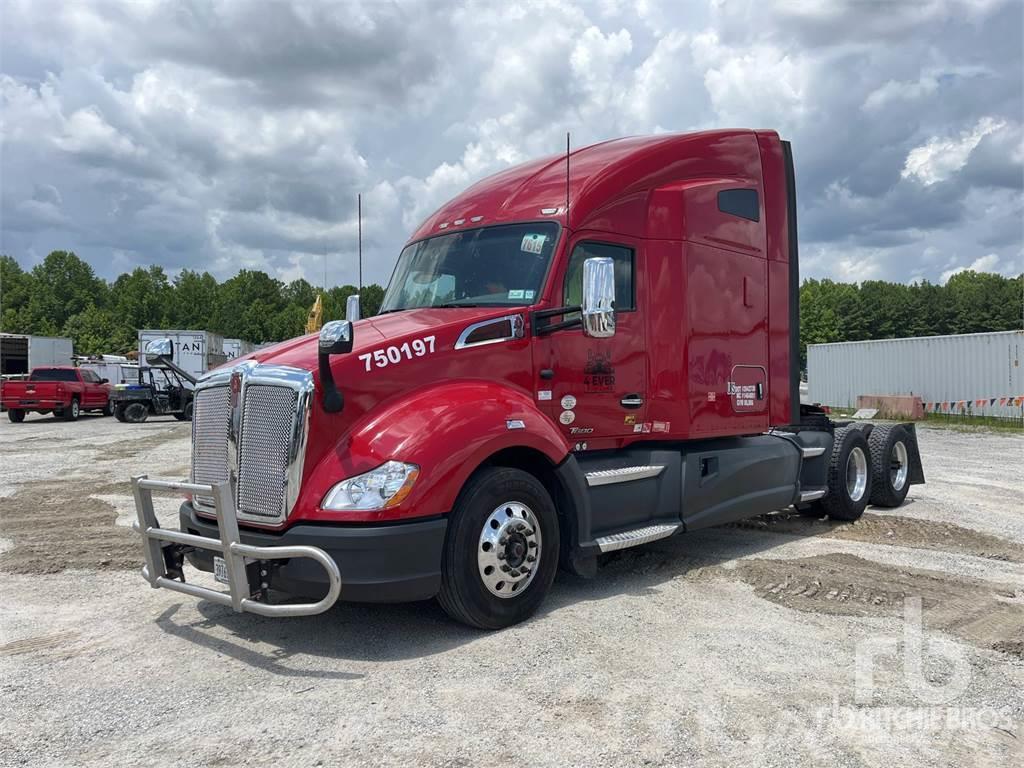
[131, 130, 924, 628]
[2, 367, 113, 422]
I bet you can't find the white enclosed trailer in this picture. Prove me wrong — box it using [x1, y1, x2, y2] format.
[137, 330, 228, 385]
[0, 333, 74, 376]
[222, 338, 255, 361]
[808, 330, 1023, 418]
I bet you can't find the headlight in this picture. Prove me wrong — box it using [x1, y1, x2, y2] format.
[321, 461, 419, 511]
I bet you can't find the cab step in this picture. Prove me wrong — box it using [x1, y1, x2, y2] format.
[595, 523, 681, 553]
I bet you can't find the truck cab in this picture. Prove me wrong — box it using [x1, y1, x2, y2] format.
[131, 130, 924, 629]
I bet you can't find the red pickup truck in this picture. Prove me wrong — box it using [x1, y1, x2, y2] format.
[1, 367, 113, 422]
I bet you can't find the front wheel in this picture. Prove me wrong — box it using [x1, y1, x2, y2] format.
[103, 399, 114, 417]
[7, 409, 25, 423]
[438, 467, 560, 629]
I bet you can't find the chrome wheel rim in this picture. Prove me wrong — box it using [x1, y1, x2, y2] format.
[890, 441, 908, 492]
[71, 401, 79, 417]
[846, 446, 868, 502]
[478, 501, 542, 598]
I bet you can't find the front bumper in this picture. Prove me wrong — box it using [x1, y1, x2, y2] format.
[180, 503, 447, 603]
[131, 476, 447, 616]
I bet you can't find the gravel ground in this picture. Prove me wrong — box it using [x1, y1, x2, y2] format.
[1, 413, 1022, 767]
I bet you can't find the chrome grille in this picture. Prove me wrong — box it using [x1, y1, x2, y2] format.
[191, 386, 230, 508]
[236, 384, 299, 520]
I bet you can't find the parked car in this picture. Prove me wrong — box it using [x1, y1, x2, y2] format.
[1, 366, 113, 422]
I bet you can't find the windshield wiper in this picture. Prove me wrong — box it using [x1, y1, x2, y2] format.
[435, 302, 481, 308]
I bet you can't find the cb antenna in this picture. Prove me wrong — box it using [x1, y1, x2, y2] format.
[565, 131, 570, 223]
[357, 193, 363, 292]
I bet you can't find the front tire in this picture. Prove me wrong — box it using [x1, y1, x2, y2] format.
[438, 467, 560, 629]
[820, 427, 872, 522]
[7, 409, 25, 423]
[103, 399, 114, 417]
[868, 425, 911, 508]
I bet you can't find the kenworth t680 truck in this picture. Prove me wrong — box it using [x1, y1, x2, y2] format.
[131, 130, 924, 629]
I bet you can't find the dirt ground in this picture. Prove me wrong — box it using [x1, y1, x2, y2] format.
[1, 411, 1022, 767]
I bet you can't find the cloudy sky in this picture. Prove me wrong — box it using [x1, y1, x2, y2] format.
[1, 0, 1021, 289]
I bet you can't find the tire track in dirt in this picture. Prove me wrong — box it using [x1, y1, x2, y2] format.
[0, 479, 145, 574]
[727, 511, 1023, 563]
[735, 553, 1024, 657]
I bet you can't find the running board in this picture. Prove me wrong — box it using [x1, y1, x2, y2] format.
[595, 523, 680, 553]
[585, 465, 664, 487]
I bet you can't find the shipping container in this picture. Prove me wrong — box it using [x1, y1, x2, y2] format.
[137, 330, 228, 385]
[222, 338, 255, 361]
[808, 330, 1023, 418]
[0, 333, 74, 376]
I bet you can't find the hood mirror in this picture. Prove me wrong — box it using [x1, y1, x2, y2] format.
[581, 257, 616, 338]
[317, 320, 354, 413]
[346, 294, 361, 321]
[319, 320, 354, 355]
[144, 338, 173, 364]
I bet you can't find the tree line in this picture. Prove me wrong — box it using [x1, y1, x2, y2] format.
[1, 250, 1021, 361]
[0, 251, 385, 356]
[799, 272, 1022, 366]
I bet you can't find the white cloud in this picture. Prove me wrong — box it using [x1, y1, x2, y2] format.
[901, 116, 1007, 185]
[1, 0, 1021, 289]
[940, 253, 1016, 283]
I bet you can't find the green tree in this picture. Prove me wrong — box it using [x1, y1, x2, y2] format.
[22, 251, 107, 333]
[0, 255, 34, 332]
[212, 270, 285, 341]
[169, 270, 219, 329]
[62, 304, 120, 356]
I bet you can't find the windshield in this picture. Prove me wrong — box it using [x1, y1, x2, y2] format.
[381, 222, 559, 312]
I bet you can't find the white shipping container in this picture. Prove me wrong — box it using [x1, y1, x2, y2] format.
[0, 333, 74, 375]
[808, 330, 1023, 417]
[138, 330, 229, 384]
[222, 338, 255, 360]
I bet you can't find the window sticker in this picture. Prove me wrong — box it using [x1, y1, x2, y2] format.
[521, 234, 547, 254]
[524, 290, 535, 300]
[507, 289, 525, 299]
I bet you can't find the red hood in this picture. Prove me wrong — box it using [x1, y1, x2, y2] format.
[226, 307, 508, 373]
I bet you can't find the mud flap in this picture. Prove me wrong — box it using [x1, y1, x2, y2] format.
[900, 422, 926, 485]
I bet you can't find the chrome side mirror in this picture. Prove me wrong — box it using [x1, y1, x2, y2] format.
[319, 320, 354, 355]
[581, 257, 616, 338]
[346, 294, 361, 321]
[144, 338, 172, 364]
[318, 320, 354, 413]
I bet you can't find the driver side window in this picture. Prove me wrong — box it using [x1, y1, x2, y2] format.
[563, 241, 635, 312]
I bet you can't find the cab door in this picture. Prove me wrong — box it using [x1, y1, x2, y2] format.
[536, 235, 647, 442]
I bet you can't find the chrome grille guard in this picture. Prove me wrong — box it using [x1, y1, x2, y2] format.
[131, 475, 341, 617]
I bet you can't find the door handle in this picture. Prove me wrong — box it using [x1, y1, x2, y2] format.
[620, 394, 643, 409]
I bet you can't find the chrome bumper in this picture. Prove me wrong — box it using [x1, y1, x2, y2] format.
[130, 475, 342, 617]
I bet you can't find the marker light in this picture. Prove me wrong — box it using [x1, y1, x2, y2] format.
[322, 461, 420, 511]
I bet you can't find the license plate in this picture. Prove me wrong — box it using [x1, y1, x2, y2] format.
[213, 556, 229, 584]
